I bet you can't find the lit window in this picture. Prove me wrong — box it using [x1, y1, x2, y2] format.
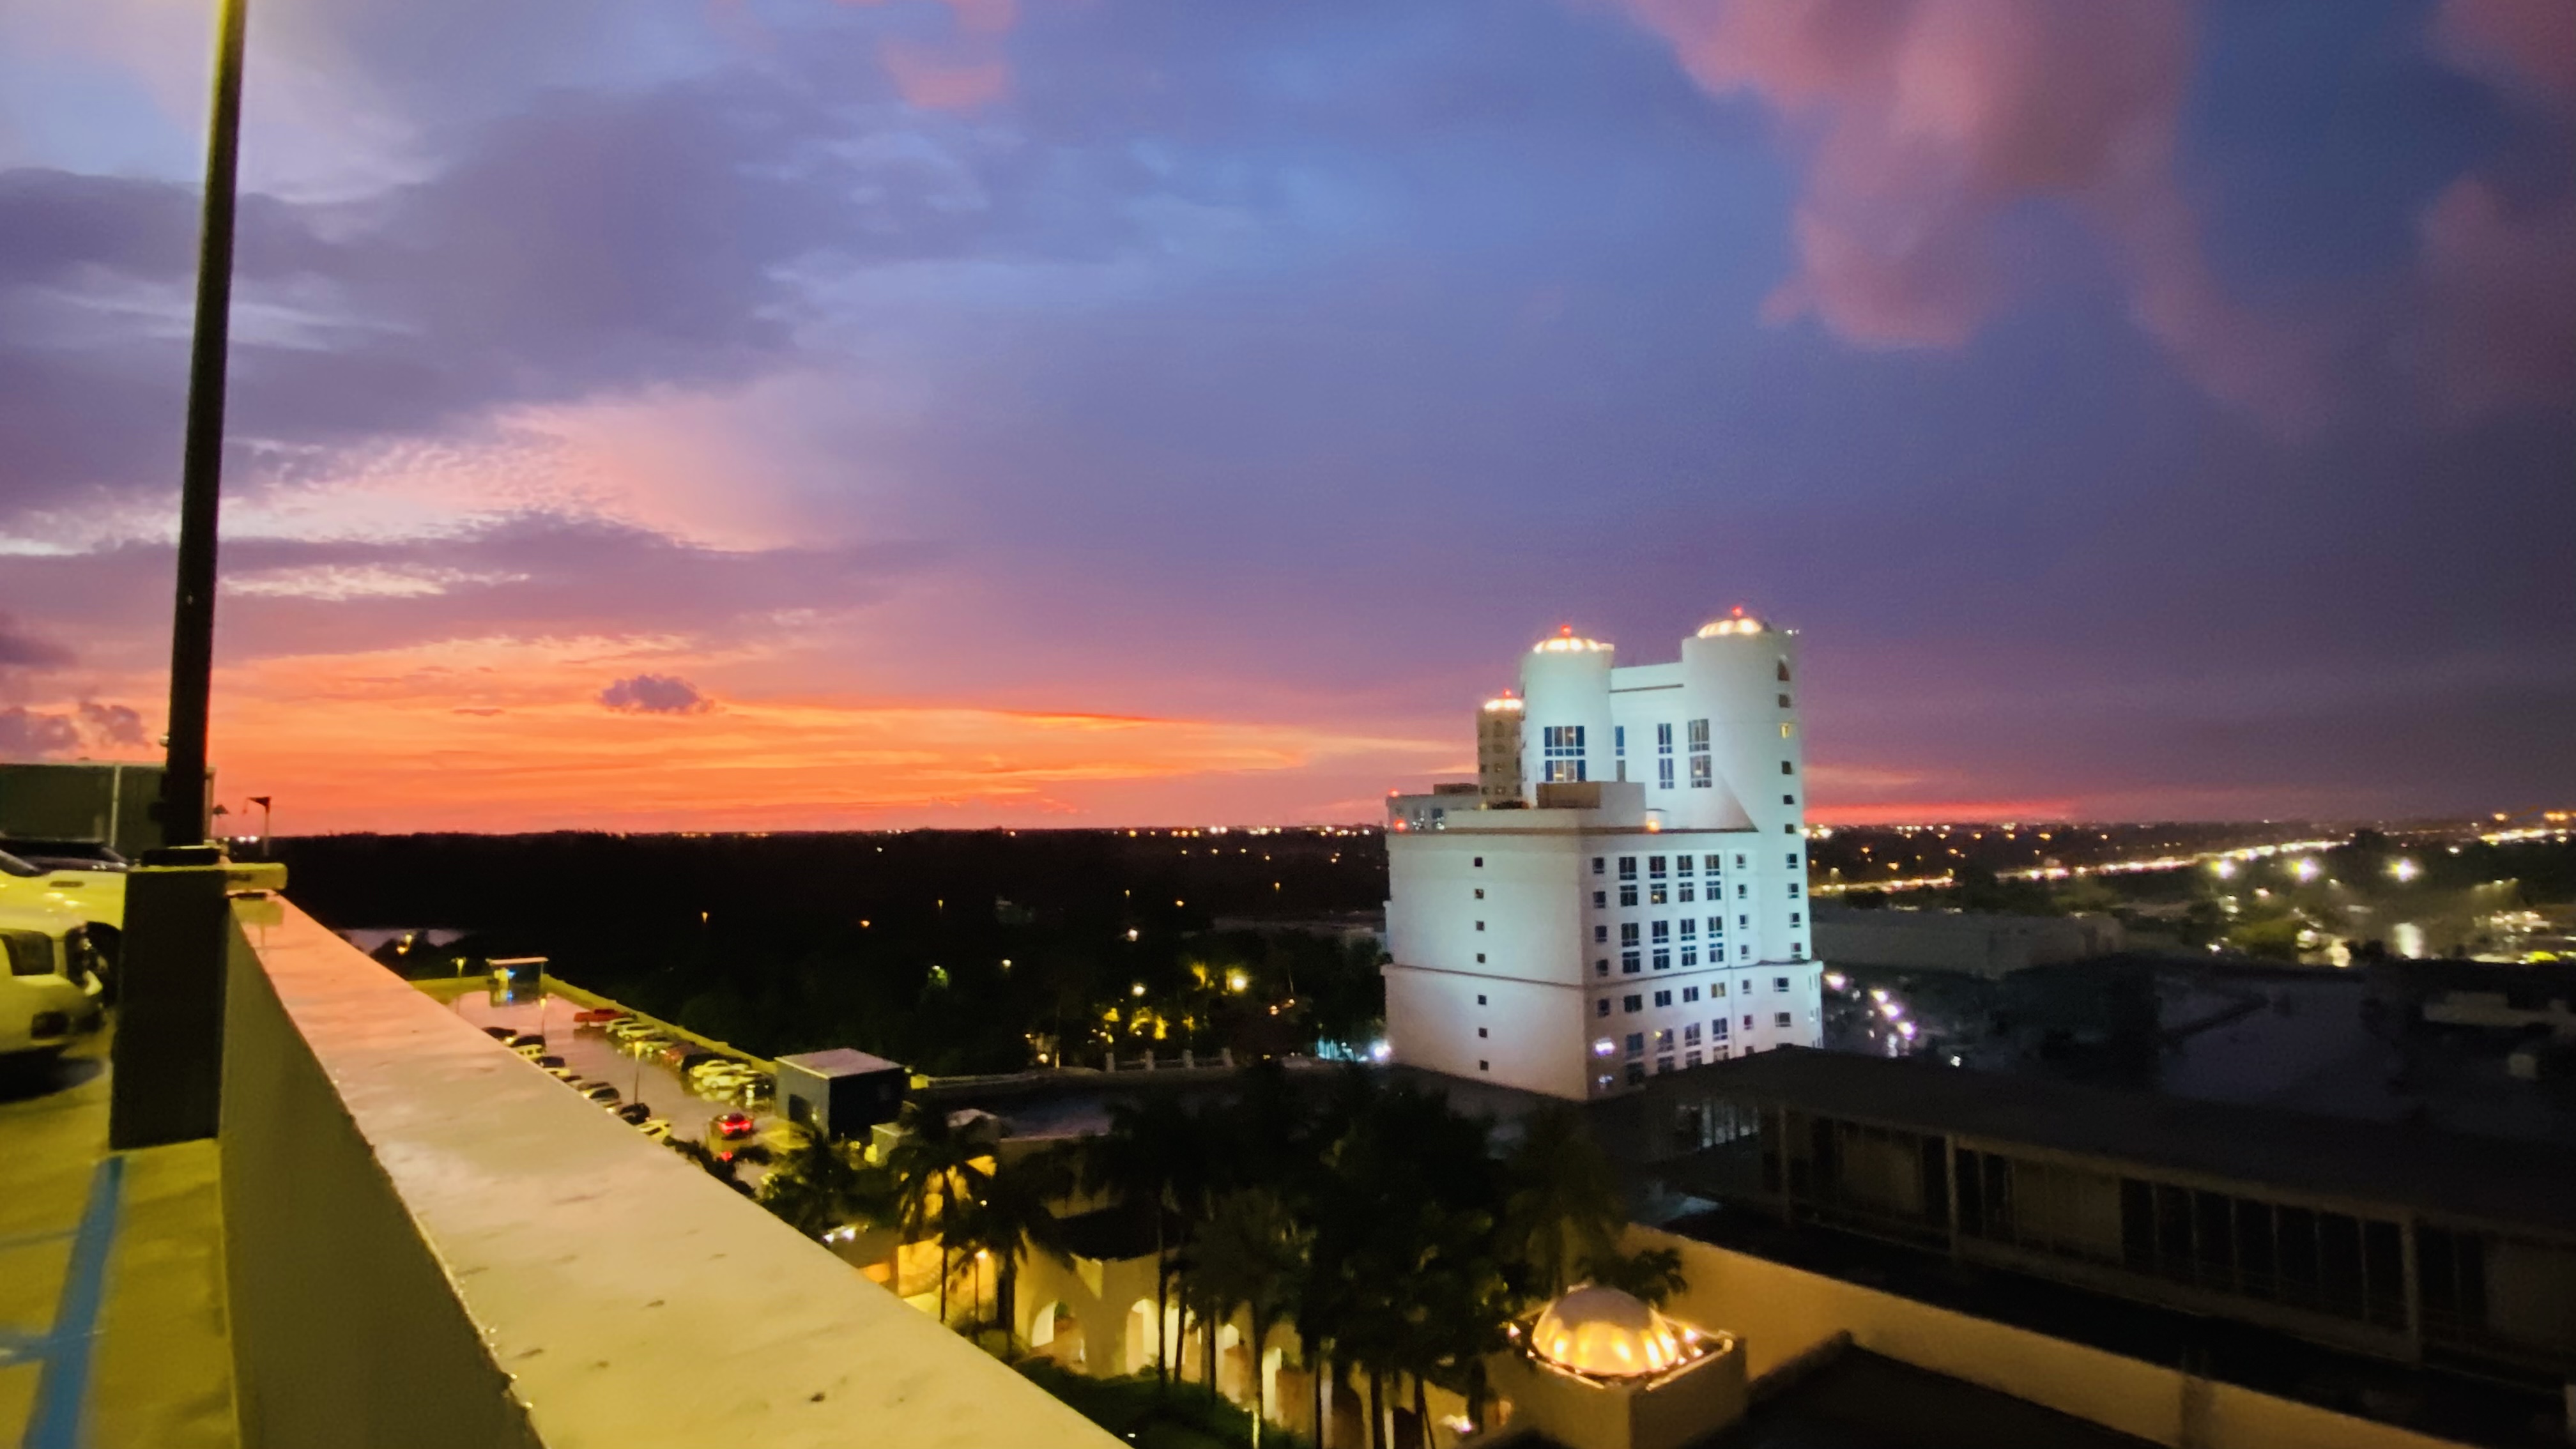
[1542, 725, 1587, 783]
[1648, 882, 1668, 905]
[1593, 1037, 1615, 1056]
[1779, 723, 1794, 739]
[1689, 755, 1712, 788]
[1653, 1029, 1674, 1051]
[1712, 982, 1726, 998]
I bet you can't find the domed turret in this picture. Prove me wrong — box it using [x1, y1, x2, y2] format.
[1529, 1285, 1689, 1377]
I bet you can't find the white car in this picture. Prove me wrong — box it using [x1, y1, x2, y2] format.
[0, 905, 105, 1057]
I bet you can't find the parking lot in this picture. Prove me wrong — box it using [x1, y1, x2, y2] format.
[445, 987, 778, 1176]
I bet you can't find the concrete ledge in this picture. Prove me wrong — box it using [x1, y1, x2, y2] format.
[221, 898, 1116, 1449]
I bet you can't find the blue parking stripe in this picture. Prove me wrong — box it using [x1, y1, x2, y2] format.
[22, 1155, 122, 1449]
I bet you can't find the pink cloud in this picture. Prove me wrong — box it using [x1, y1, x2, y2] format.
[1611, 0, 2328, 432]
[2418, 178, 2576, 418]
[878, 38, 1011, 111]
[839, 0, 1020, 109]
[2432, 0, 2576, 104]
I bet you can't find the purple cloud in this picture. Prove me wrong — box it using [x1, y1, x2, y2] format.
[598, 673, 714, 715]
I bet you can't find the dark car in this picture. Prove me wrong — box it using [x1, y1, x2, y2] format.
[712, 1111, 756, 1140]
[533, 1054, 565, 1070]
[481, 1025, 515, 1041]
[613, 1101, 652, 1124]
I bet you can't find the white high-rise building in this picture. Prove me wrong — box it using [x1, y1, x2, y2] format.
[1383, 613, 1823, 1100]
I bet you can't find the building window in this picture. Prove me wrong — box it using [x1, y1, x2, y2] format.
[1791, 943, 1805, 960]
[1786, 853, 1798, 868]
[1657, 756, 1675, 790]
[1678, 918, 1697, 940]
[1592, 1038, 1614, 1057]
[1648, 882, 1668, 905]
[1475, 920, 1485, 931]
[1712, 982, 1726, 998]
[1621, 952, 1641, 974]
[1777, 658, 1790, 682]
[1595, 959, 1609, 977]
[1595, 999, 1610, 1018]
[1777, 693, 1792, 709]
[1475, 953, 1485, 963]
[1650, 921, 1670, 943]
[1623, 997, 1643, 1016]
[1621, 923, 1640, 946]
[1787, 884, 1800, 898]
[1593, 924, 1608, 943]
[1774, 977, 1790, 992]
[1653, 991, 1672, 1008]
[1479, 1061, 1490, 1072]
[1648, 855, 1667, 878]
[1705, 854, 1723, 873]
[1740, 945, 1751, 960]
[1473, 856, 1484, 868]
[1625, 1032, 1644, 1055]
[1733, 854, 1746, 869]
[1736, 884, 1747, 899]
[1619, 884, 1639, 907]
[1684, 1023, 1701, 1044]
[1683, 986, 1701, 1004]
[1742, 1015, 1754, 1031]
[1591, 857, 1604, 875]
[1711, 1018, 1728, 1038]
[1784, 824, 1797, 833]
[1618, 855, 1637, 879]
[1593, 891, 1607, 908]
[1651, 949, 1671, 970]
[1737, 914, 1748, 928]
[1678, 880, 1696, 903]
[1782, 794, 1796, 806]
[1477, 1027, 1488, 1038]
[1657, 722, 1673, 756]
[1653, 1029, 1674, 1052]
[1542, 724, 1587, 783]
[1614, 725, 1625, 760]
[1791, 912, 1802, 926]
[1685, 1050, 1703, 1068]
[1473, 888, 1484, 900]
[1476, 994, 1487, 1006]
[1780, 723, 1795, 739]
[1687, 718, 1709, 749]
[1680, 947, 1698, 967]
[1689, 755, 1712, 788]
[1707, 916, 1723, 936]
[1625, 1063, 1646, 1085]
[1774, 1012, 1792, 1028]
[1780, 760, 1794, 776]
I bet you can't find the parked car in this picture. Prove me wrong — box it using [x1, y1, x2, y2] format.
[612, 1101, 652, 1124]
[533, 1054, 565, 1070]
[509, 1034, 546, 1058]
[480, 1025, 516, 1041]
[1, 905, 105, 1057]
[578, 1082, 620, 1104]
[712, 1111, 756, 1140]
[638, 1118, 671, 1141]
[573, 1008, 625, 1025]
[544, 1067, 579, 1082]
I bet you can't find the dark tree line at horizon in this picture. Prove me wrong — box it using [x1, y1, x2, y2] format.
[278, 829, 1393, 1073]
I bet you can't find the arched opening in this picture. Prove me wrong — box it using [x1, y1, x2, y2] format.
[1029, 1300, 1084, 1368]
[1124, 1299, 1161, 1376]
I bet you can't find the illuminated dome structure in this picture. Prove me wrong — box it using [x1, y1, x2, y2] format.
[1695, 609, 1765, 638]
[1530, 1286, 1690, 1378]
[1533, 625, 1613, 653]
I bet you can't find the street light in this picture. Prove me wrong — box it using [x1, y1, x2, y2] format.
[157, 0, 253, 850]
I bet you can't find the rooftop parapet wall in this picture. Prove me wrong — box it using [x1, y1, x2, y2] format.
[220, 896, 1117, 1449]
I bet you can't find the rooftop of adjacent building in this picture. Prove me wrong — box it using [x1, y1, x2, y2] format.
[1647, 1045, 2576, 1236]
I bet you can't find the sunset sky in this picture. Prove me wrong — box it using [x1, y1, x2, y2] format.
[3, 0, 2570, 831]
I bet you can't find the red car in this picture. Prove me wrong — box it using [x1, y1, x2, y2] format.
[572, 1008, 625, 1025]
[712, 1112, 756, 1140]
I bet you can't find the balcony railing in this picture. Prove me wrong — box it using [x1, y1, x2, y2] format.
[219, 896, 1116, 1449]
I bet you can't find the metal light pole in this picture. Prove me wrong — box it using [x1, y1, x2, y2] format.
[157, 0, 252, 850]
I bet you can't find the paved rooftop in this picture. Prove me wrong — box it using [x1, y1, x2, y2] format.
[0, 1027, 235, 1449]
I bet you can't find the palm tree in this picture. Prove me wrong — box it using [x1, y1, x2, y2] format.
[755, 1123, 896, 1239]
[1499, 1103, 1624, 1300]
[1579, 1245, 1687, 1307]
[1081, 1095, 1209, 1390]
[887, 1101, 991, 1324]
[1186, 1188, 1308, 1446]
[947, 1146, 1077, 1347]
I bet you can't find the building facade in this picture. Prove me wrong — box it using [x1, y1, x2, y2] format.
[1384, 615, 1822, 1100]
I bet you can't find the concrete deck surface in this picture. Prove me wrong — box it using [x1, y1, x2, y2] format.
[0, 1028, 236, 1448]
